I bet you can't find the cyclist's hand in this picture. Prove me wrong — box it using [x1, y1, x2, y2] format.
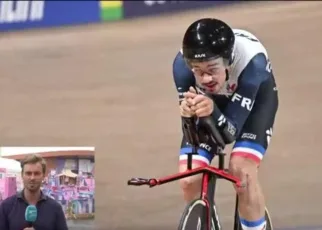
[183, 86, 197, 100]
[180, 87, 197, 117]
[190, 94, 214, 117]
[180, 99, 195, 117]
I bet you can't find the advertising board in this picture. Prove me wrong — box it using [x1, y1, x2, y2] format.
[100, 0, 124, 21]
[0, 1, 100, 32]
[123, 1, 237, 19]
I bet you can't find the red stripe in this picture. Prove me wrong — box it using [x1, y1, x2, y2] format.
[231, 152, 261, 164]
[179, 159, 209, 167]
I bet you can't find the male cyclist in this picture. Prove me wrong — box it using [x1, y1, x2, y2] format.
[172, 18, 278, 230]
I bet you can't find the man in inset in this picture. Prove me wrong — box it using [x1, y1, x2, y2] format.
[0, 154, 68, 230]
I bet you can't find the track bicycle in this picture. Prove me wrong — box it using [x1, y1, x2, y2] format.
[128, 116, 272, 229]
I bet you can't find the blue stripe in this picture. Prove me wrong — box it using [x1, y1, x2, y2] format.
[180, 147, 214, 162]
[234, 140, 266, 154]
[240, 216, 266, 227]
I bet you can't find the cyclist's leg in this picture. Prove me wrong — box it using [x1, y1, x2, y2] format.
[178, 129, 218, 203]
[229, 76, 278, 230]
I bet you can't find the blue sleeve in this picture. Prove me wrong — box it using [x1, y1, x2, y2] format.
[55, 203, 68, 230]
[211, 53, 271, 142]
[172, 51, 196, 104]
[0, 200, 9, 229]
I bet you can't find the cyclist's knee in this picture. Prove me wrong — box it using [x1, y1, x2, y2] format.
[179, 164, 203, 202]
[179, 175, 202, 202]
[229, 156, 259, 194]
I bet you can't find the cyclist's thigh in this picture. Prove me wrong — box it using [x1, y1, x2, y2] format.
[231, 75, 279, 165]
[179, 128, 218, 172]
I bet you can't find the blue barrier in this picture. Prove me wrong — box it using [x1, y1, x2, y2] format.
[0, 1, 100, 32]
[0, 1, 242, 32]
[123, 1, 239, 19]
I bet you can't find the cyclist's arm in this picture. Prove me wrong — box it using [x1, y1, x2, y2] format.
[211, 53, 271, 143]
[172, 51, 196, 104]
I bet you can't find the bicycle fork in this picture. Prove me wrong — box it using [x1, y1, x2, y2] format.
[200, 171, 220, 230]
[200, 174, 240, 230]
[199, 152, 241, 230]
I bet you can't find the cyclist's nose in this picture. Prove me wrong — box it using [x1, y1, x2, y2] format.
[201, 73, 213, 83]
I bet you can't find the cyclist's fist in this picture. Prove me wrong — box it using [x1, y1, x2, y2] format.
[190, 94, 214, 117]
[180, 99, 195, 117]
[180, 87, 197, 117]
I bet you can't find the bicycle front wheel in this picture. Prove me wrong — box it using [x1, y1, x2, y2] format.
[178, 199, 220, 230]
[264, 207, 273, 230]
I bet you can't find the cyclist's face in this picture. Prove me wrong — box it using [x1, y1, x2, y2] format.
[190, 58, 228, 94]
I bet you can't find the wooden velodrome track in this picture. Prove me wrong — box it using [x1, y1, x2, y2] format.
[0, 1, 322, 229]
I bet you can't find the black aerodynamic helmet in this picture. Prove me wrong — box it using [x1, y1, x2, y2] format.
[182, 18, 235, 63]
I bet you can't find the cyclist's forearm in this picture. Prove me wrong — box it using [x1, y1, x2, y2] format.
[211, 104, 237, 144]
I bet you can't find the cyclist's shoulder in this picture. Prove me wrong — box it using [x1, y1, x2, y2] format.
[230, 29, 271, 81]
[172, 49, 195, 84]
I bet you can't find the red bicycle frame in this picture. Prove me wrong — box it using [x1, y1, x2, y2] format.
[131, 164, 241, 188]
[127, 154, 242, 229]
[127, 116, 243, 229]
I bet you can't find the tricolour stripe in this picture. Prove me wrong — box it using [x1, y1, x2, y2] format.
[240, 216, 266, 230]
[232, 141, 266, 163]
[180, 147, 214, 163]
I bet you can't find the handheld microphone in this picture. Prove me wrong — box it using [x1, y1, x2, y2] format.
[25, 205, 37, 227]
